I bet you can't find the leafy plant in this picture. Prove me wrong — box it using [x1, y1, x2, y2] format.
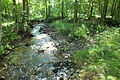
[52, 20, 73, 35]
[2, 24, 21, 43]
[0, 22, 21, 55]
[0, 45, 5, 55]
[69, 24, 90, 39]
[72, 27, 120, 79]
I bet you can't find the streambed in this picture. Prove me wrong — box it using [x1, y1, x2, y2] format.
[0, 23, 78, 80]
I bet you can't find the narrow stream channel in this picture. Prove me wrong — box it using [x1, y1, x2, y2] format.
[0, 23, 75, 80]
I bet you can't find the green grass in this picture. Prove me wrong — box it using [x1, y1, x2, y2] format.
[69, 24, 90, 40]
[72, 27, 120, 80]
[52, 20, 73, 35]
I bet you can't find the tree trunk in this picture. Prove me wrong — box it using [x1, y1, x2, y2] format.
[45, 0, 48, 20]
[88, 1, 94, 20]
[111, 0, 119, 18]
[48, 0, 51, 17]
[13, 0, 18, 23]
[0, 15, 2, 42]
[74, 0, 78, 22]
[65, 1, 68, 17]
[22, 0, 26, 23]
[111, 0, 116, 17]
[101, 0, 108, 20]
[114, 0, 120, 19]
[61, 0, 64, 18]
[26, 0, 29, 16]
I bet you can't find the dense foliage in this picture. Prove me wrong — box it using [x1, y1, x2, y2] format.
[73, 28, 120, 79]
[0, 20, 21, 55]
[52, 19, 120, 79]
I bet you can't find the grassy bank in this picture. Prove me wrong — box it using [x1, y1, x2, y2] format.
[52, 19, 120, 80]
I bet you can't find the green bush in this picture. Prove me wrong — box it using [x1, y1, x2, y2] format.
[89, 28, 120, 57]
[2, 24, 21, 43]
[52, 20, 73, 35]
[72, 28, 120, 79]
[69, 24, 90, 39]
[0, 22, 21, 55]
[80, 21, 105, 34]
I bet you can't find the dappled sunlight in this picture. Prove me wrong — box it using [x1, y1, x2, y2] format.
[31, 23, 57, 55]
[41, 41, 57, 53]
[2, 21, 14, 27]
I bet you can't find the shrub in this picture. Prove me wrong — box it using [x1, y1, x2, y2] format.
[69, 24, 90, 39]
[2, 24, 21, 43]
[0, 22, 21, 55]
[52, 20, 73, 35]
[72, 27, 120, 79]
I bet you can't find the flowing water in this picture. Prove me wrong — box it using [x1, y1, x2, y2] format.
[0, 23, 75, 80]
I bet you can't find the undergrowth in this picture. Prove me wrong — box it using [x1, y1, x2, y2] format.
[52, 19, 120, 79]
[72, 28, 120, 80]
[52, 20, 73, 35]
[0, 21, 21, 55]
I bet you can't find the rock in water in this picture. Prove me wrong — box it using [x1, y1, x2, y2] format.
[38, 50, 44, 53]
[0, 78, 5, 80]
[59, 77, 64, 80]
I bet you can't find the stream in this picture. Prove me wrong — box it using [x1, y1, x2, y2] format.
[0, 23, 77, 80]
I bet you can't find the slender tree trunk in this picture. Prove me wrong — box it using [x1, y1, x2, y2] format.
[101, 0, 108, 20]
[88, 1, 94, 20]
[13, 0, 18, 23]
[0, 15, 2, 42]
[22, 0, 26, 23]
[45, 0, 48, 19]
[111, 0, 119, 18]
[48, 0, 51, 17]
[74, 0, 78, 22]
[111, 0, 116, 17]
[114, 0, 120, 19]
[79, 0, 81, 18]
[61, 0, 64, 18]
[65, 1, 68, 17]
[26, 0, 29, 16]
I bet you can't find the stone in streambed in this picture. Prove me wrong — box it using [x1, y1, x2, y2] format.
[0, 78, 5, 80]
[37, 50, 44, 53]
[47, 71, 54, 75]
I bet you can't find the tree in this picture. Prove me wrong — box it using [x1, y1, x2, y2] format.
[45, 0, 48, 19]
[22, 0, 29, 22]
[111, 0, 118, 18]
[61, 0, 64, 18]
[101, 0, 109, 20]
[74, 0, 78, 21]
[88, 0, 94, 20]
[111, 0, 120, 19]
[0, 14, 2, 42]
[13, 0, 18, 23]
[26, 0, 29, 16]
[48, 0, 51, 17]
